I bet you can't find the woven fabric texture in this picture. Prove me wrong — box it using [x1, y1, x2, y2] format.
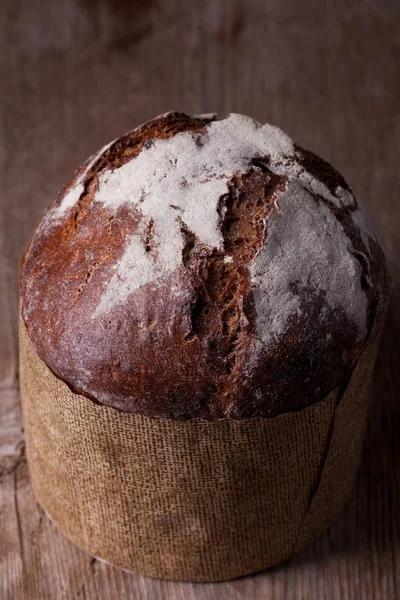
[19, 318, 380, 582]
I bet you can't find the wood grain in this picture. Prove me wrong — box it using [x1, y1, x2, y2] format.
[1, 0, 399, 598]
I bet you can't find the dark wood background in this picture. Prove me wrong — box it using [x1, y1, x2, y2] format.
[1, 0, 399, 598]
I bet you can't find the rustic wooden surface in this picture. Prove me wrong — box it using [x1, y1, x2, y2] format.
[1, 0, 399, 598]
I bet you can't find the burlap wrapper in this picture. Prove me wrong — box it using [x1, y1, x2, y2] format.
[19, 317, 381, 582]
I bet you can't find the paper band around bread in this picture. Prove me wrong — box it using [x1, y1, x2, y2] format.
[20, 317, 380, 582]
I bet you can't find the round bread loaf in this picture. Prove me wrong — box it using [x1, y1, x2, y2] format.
[21, 112, 390, 420]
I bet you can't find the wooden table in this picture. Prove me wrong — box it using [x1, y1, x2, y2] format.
[1, 1, 399, 598]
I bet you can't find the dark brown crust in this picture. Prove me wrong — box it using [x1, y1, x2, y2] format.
[21, 113, 391, 420]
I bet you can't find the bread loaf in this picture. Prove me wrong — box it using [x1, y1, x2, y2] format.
[21, 112, 390, 420]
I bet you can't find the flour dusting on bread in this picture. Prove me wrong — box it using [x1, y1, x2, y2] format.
[55, 113, 373, 323]
[251, 180, 368, 345]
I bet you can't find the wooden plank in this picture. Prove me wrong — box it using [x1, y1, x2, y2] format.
[0, 0, 399, 597]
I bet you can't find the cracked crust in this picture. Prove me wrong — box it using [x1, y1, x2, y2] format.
[20, 112, 391, 420]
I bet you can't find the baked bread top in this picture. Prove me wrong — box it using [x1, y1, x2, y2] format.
[21, 112, 390, 419]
